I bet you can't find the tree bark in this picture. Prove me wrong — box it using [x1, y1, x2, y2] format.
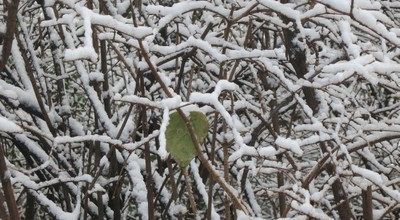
[362, 186, 373, 220]
[280, 2, 353, 218]
[0, 140, 20, 220]
[0, 0, 20, 73]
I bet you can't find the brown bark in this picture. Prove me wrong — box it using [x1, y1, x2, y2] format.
[16, 37, 57, 137]
[0, 0, 20, 73]
[362, 186, 373, 220]
[0, 190, 10, 220]
[0, 140, 20, 220]
[279, 1, 353, 218]
[142, 106, 155, 220]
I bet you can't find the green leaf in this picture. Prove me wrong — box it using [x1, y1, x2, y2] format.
[165, 111, 209, 168]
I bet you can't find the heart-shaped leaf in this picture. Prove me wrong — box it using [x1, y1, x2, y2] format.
[166, 111, 209, 168]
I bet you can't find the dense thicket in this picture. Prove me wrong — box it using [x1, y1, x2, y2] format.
[1, 0, 400, 219]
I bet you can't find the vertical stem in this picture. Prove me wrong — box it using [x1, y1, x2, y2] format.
[0, 0, 20, 72]
[223, 142, 231, 219]
[206, 113, 218, 219]
[0, 190, 10, 220]
[271, 98, 286, 217]
[279, 0, 353, 218]
[97, 191, 105, 219]
[277, 170, 286, 216]
[16, 37, 56, 137]
[100, 35, 111, 117]
[183, 168, 197, 216]
[142, 106, 155, 220]
[167, 157, 178, 201]
[139, 69, 155, 219]
[0, 139, 20, 220]
[362, 186, 373, 220]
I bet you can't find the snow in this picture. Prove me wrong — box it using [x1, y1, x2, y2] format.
[339, 20, 360, 58]
[259, 58, 301, 92]
[353, 9, 400, 46]
[122, 130, 159, 151]
[19, 18, 48, 91]
[352, 165, 400, 203]
[54, 135, 123, 146]
[242, 177, 262, 216]
[11, 169, 84, 219]
[160, 95, 182, 110]
[114, 94, 163, 109]
[319, 0, 351, 12]
[0, 116, 23, 133]
[64, 46, 98, 62]
[14, 134, 53, 164]
[275, 136, 303, 156]
[351, 165, 383, 185]
[146, 1, 230, 29]
[190, 80, 248, 158]
[236, 210, 264, 220]
[158, 107, 170, 159]
[59, 0, 152, 39]
[258, 0, 299, 20]
[62, 27, 118, 138]
[291, 200, 333, 220]
[69, 118, 85, 136]
[126, 154, 148, 219]
[258, 146, 277, 157]
[225, 49, 277, 60]
[11, 41, 33, 90]
[190, 161, 220, 219]
[0, 23, 5, 34]
[5, 0, 400, 218]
